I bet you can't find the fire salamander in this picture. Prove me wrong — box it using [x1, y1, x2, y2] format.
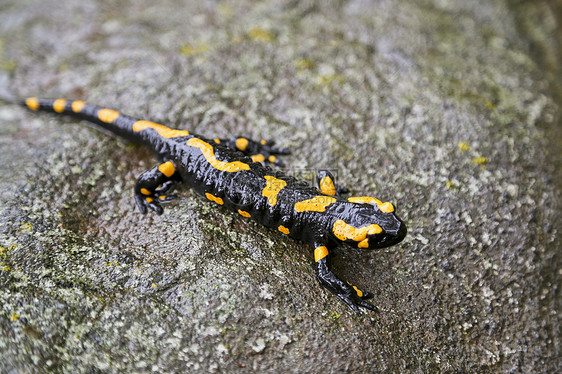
[21, 97, 407, 313]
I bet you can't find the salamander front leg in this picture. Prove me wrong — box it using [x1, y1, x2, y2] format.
[222, 137, 290, 166]
[314, 245, 377, 313]
[316, 170, 349, 196]
[134, 161, 180, 215]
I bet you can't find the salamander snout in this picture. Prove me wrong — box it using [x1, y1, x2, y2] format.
[369, 216, 407, 249]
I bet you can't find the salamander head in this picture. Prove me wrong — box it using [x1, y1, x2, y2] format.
[330, 197, 407, 249]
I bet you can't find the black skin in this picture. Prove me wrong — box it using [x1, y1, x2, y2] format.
[22, 98, 407, 313]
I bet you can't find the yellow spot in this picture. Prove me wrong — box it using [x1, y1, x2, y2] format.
[352, 286, 363, 298]
[133, 120, 190, 138]
[316, 74, 344, 86]
[378, 202, 395, 213]
[473, 156, 488, 165]
[187, 138, 250, 172]
[358, 239, 369, 248]
[9, 313, 19, 322]
[278, 225, 290, 235]
[248, 26, 275, 42]
[319, 176, 336, 196]
[348, 196, 394, 213]
[330, 311, 341, 320]
[25, 97, 39, 111]
[295, 58, 313, 70]
[97, 108, 119, 123]
[314, 246, 329, 262]
[140, 188, 151, 195]
[205, 193, 224, 205]
[294, 195, 337, 213]
[235, 138, 249, 151]
[152, 283, 157, 288]
[251, 154, 265, 163]
[179, 43, 209, 56]
[260, 139, 267, 145]
[238, 210, 251, 217]
[158, 161, 176, 177]
[458, 141, 470, 152]
[146, 197, 154, 203]
[71, 100, 86, 112]
[332, 219, 382, 242]
[348, 196, 381, 204]
[0, 40, 16, 71]
[446, 181, 460, 190]
[53, 98, 66, 113]
[268, 155, 276, 163]
[159, 195, 167, 200]
[214, 138, 221, 144]
[262, 176, 287, 206]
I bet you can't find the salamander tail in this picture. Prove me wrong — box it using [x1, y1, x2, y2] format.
[20, 97, 139, 140]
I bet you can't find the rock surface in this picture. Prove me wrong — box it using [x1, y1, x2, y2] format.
[0, 0, 560, 372]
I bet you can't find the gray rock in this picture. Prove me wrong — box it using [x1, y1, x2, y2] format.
[0, 0, 559, 372]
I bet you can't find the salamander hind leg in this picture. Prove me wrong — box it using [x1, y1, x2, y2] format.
[316, 170, 349, 196]
[221, 137, 290, 166]
[314, 244, 377, 313]
[134, 161, 180, 215]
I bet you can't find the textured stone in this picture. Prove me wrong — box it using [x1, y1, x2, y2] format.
[0, 0, 559, 372]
